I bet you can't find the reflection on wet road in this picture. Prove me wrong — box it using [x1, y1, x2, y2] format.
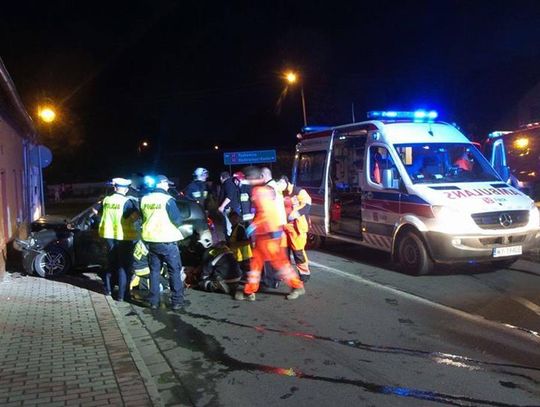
[143, 310, 538, 407]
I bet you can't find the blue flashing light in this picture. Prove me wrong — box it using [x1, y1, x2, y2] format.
[302, 125, 332, 133]
[367, 110, 438, 121]
[144, 175, 156, 188]
[427, 110, 438, 119]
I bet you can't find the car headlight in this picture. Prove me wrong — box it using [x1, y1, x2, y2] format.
[431, 205, 474, 233]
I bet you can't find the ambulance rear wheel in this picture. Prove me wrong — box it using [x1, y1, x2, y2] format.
[397, 231, 433, 276]
[306, 233, 324, 250]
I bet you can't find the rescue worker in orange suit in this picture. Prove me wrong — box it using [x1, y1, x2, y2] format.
[278, 176, 312, 282]
[234, 166, 305, 301]
[454, 149, 474, 172]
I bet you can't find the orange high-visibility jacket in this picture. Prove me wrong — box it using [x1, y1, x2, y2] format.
[251, 185, 284, 236]
[283, 185, 312, 234]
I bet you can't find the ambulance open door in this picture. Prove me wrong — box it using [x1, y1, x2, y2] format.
[328, 131, 367, 239]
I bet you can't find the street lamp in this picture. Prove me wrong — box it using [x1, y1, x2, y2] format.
[37, 105, 57, 123]
[284, 70, 307, 127]
[138, 140, 150, 154]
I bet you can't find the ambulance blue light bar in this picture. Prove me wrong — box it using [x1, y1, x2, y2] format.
[488, 131, 512, 138]
[367, 110, 438, 120]
[301, 125, 332, 133]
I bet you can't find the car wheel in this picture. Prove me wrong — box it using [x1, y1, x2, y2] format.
[491, 258, 518, 270]
[34, 247, 71, 277]
[397, 231, 433, 276]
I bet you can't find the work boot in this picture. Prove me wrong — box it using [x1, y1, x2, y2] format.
[299, 274, 310, 283]
[215, 277, 230, 294]
[286, 287, 305, 300]
[234, 291, 256, 301]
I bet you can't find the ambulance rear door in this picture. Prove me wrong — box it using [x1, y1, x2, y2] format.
[293, 132, 333, 238]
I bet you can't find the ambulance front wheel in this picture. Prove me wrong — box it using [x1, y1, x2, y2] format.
[397, 231, 434, 276]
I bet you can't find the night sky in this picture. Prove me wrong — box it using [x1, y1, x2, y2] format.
[2, 1, 540, 185]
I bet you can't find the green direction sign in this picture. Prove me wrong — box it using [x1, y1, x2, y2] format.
[223, 150, 277, 165]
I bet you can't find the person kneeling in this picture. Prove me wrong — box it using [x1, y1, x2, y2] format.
[199, 243, 242, 294]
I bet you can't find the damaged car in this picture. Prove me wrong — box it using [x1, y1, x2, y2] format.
[15, 197, 213, 277]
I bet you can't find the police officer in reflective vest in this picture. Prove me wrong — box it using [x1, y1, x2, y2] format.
[141, 175, 185, 310]
[184, 167, 209, 209]
[98, 177, 140, 301]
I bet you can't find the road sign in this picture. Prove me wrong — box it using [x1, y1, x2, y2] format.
[223, 149, 277, 165]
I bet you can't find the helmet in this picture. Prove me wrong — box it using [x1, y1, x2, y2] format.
[111, 177, 132, 187]
[194, 167, 209, 179]
[233, 171, 245, 181]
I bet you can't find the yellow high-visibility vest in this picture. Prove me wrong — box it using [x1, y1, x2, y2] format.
[98, 193, 139, 240]
[141, 192, 183, 242]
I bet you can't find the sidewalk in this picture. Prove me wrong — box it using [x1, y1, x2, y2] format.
[0, 272, 160, 407]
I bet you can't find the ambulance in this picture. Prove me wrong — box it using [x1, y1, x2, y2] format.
[292, 111, 540, 275]
[484, 125, 540, 207]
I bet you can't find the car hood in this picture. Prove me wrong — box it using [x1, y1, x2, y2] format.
[31, 215, 71, 232]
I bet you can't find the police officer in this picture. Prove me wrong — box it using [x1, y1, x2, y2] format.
[98, 177, 140, 301]
[140, 175, 185, 310]
[184, 168, 209, 209]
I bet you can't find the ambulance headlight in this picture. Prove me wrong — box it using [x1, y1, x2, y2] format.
[529, 202, 540, 227]
[431, 205, 473, 233]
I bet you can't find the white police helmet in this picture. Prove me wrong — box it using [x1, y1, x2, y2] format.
[111, 178, 132, 187]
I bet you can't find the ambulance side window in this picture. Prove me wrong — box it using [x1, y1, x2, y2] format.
[369, 146, 397, 186]
[297, 151, 327, 188]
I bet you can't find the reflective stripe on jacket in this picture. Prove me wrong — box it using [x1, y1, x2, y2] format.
[141, 192, 183, 242]
[98, 193, 139, 240]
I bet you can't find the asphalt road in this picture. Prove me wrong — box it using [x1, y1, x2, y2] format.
[124, 243, 540, 407]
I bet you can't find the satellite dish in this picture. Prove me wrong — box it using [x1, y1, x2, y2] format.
[30, 145, 53, 168]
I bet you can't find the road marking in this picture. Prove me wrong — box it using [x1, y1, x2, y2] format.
[309, 260, 540, 342]
[513, 296, 540, 317]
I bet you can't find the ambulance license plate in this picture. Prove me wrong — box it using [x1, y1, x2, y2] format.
[492, 246, 522, 258]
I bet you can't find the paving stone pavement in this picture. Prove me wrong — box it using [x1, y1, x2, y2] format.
[0, 272, 160, 406]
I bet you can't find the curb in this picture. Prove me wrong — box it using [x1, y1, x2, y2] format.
[106, 296, 163, 407]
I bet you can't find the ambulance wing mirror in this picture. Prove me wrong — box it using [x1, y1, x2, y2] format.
[382, 169, 398, 190]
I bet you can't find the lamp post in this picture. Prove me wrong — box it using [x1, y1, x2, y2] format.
[36, 101, 58, 216]
[284, 71, 307, 127]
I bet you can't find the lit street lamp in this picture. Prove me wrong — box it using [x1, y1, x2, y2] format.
[138, 140, 150, 154]
[37, 105, 57, 123]
[284, 70, 307, 127]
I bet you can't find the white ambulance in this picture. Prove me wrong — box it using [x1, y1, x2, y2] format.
[292, 111, 540, 275]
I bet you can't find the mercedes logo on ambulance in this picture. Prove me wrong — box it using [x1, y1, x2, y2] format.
[498, 213, 513, 228]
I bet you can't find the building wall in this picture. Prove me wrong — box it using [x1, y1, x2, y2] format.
[0, 117, 26, 273]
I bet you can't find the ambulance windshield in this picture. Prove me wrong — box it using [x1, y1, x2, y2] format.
[394, 143, 500, 184]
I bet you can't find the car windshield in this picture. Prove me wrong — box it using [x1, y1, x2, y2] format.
[394, 143, 500, 184]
